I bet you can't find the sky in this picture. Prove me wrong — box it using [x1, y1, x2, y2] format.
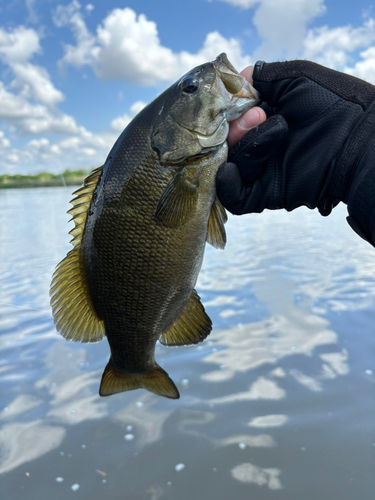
[1, 0, 375, 174]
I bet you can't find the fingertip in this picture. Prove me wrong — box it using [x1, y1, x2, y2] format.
[240, 66, 254, 84]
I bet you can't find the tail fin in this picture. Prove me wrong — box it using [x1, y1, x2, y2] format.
[99, 359, 180, 399]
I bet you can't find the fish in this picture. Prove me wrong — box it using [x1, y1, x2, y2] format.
[50, 53, 260, 400]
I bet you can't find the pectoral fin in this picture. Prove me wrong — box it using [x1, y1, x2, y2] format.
[99, 359, 180, 399]
[206, 197, 227, 249]
[154, 167, 199, 228]
[160, 289, 212, 346]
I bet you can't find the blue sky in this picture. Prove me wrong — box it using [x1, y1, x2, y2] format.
[1, 0, 375, 174]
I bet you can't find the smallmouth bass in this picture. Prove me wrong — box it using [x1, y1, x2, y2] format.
[50, 53, 260, 399]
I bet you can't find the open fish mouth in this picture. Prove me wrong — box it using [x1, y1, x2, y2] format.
[213, 53, 260, 120]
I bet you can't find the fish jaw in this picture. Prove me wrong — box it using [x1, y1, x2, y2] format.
[213, 52, 260, 121]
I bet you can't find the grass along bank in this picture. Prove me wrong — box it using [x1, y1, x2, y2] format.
[0, 170, 90, 189]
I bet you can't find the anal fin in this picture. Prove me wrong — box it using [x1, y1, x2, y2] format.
[160, 289, 212, 346]
[50, 248, 105, 343]
[99, 359, 180, 399]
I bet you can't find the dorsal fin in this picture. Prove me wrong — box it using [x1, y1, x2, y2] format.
[67, 166, 103, 247]
[159, 289, 212, 346]
[50, 167, 105, 343]
[206, 196, 227, 249]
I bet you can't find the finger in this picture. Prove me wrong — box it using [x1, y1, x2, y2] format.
[228, 115, 288, 174]
[216, 162, 253, 215]
[216, 162, 265, 215]
[227, 106, 267, 148]
[240, 66, 254, 84]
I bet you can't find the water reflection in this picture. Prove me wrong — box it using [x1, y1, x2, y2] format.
[1, 190, 375, 499]
[210, 376, 286, 404]
[219, 434, 275, 448]
[0, 395, 42, 420]
[0, 420, 66, 474]
[231, 462, 283, 490]
[201, 316, 337, 383]
[248, 414, 288, 428]
[114, 398, 171, 449]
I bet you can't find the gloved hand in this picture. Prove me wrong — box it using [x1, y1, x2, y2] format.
[217, 60, 375, 245]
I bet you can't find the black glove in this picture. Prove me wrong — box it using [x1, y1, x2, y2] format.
[217, 60, 375, 246]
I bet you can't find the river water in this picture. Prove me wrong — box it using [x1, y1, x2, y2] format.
[1, 187, 375, 500]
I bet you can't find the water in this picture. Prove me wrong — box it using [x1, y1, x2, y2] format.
[1, 187, 375, 499]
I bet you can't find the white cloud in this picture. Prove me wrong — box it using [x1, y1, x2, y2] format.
[303, 17, 375, 83]
[0, 131, 10, 149]
[52, 0, 82, 28]
[54, 4, 251, 85]
[110, 100, 147, 132]
[345, 46, 375, 83]
[215, 0, 375, 84]
[0, 26, 40, 63]
[0, 82, 78, 134]
[92, 8, 178, 83]
[2, 1, 375, 176]
[0, 27, 64, 109]
[0, 25, 80, 140]
[7, 153, 19, 163]
[53, 1, 96, 69]
[211, 0, 327, 60]
[53, 1, 336, 83]
[0, 96, 151, 174]
[25, 0, 39, 24]
[0, 130, 109, 174]
[10, 63, 64, 106]
[252, 0, 326, 60]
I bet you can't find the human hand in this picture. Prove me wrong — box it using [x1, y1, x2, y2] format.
[218, 60, 375, 227]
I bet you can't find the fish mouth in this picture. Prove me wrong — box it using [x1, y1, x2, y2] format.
[213, 53, 260, 120]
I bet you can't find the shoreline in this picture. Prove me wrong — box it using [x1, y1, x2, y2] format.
[0, 170, 89, 189]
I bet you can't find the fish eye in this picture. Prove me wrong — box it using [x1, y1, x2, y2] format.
[181, 77, 200, 94]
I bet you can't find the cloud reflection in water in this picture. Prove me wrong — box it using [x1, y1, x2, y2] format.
[1, 191, 375, 498]
[231, 462, 283, 490]
[0, 420, 66, 474]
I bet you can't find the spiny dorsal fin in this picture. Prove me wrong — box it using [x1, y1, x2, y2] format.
[159, 289, 212, 346]
[50, 166, 105, 343]
[206, 196, 228, 249]
[99, 359, 180, 399]
[154, 167, 199, 228]
[67, 166, 103, 247]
